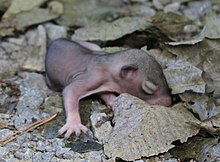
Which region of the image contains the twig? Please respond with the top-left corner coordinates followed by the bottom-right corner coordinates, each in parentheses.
top-left (0, 112), bottom-right (58, 147)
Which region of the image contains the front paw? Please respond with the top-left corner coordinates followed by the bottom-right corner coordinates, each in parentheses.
top-left (58, 122), bottom-right (88, 139)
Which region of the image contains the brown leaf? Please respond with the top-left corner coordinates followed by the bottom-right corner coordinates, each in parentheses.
top-left (151, 11), bottom-right (193, 38)
top-left (104, 94), bottom-right (200, 161)
top-left (180, 92), bottom-right (220, 120)
top-left (0, 1), bottom-right (63, 36)
top-left (163, 38), bottom-right (220, 95)
top-left (3, 0), bottom-right (46, 19)
top-left (72, 17), bottom-right (152, 41)
top-left (163, 59), bottom-right (205, 94)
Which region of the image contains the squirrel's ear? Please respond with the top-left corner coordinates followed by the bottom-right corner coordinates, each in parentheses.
top-left (142, 80), bottom-right (158, 94)
top-left (120, 64), bottom-right (138, 79)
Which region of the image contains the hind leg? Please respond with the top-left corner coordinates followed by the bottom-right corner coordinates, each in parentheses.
top-left (99, 92), bottom-right (117, 107)
top-left (45, 74), bottom-right (62, 91)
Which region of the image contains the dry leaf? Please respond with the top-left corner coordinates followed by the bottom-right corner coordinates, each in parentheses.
top-left (163, 59), bottom-right (205, 94)
top-left (197, 12), bottom-right (220, 39)
top-left (13, 1), bottom-right (63, 30)
top-left (104, 94), bottom-right (200, 161)
top-left (161, 13), bottom-right (220, 95)
top-left (72, 17), bottom-right (152, 41)
top-left (3, 0), bottom-right (46, 19)
top-left (151, 11), bottom-right (193, 38)
top-left (0, 0), bottom-right (12, 12)
top-left (180, 92), bottom-right (220, 120)
top-left (170, 137), bottom-right (218, 161)
top-left (163, 38), bottom-right (220, 95)
top-left (189, 113), bottom-right (220, 135)
top-left (0, 1), bottom-right (63, 36)
top-left (56, 0), bottom-right (125, 27)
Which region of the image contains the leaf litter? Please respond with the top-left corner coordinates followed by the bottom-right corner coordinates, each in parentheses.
top-left (0, 1), bottom-right (220, 161)
top-left (104, 94), bottom-right (200, 161)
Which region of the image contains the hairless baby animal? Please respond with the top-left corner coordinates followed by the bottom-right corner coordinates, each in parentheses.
top-left (45, 38), bottom-right (171, 138)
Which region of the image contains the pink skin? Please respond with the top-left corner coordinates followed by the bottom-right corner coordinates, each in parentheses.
top-left (58, 41), bottom-right (104, 137)
top-left (45, 39), bottom-right (171, 138)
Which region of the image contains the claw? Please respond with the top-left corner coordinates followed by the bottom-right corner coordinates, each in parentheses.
top-left (58, 122), bottom-right (88, 139)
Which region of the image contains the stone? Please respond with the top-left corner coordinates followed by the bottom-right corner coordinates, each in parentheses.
top-left (0, 129), bottom-right (13, 139)
top-left (0, 147), bottom-right (9, 158)
top-left (183, 1), bottom-right (212, 20)
top-left (22, 25), bottom-right (46, 71)
top-left (44, 23), bottom-right (67, 43)
top-left (55, 146), bottom-right (71, 158)
top-left (41, 152), bottom-right (55, 161)
top-left (90, 113), bottom-right (112, 142)
top-left (153, 0), bottom-right (163, 10)
top-left (164, 2), bottom-right (180, 13)
top-left (36, 141), bottom-right (46, 152)
top-left (14, 85), bottom-right (45, 129)
top-left (32, 152), bottom-right (43, 162)
top-left (14, 148), bottom-right (33, 160)
top-left (84, 151), bottom-right (103, 162)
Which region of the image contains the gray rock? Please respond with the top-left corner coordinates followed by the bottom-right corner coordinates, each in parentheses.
top-left (14, 148), bottom-right (33, 160)
top-left (0, 129), bottom-right (13, 139)
top-left (50, 157), bottom-right (58, 162)
top-left (0, 39), bottom-right (26, 78)
top-left (23, 25), bottom-right (46, 71)
top-left (13, 73), bottom-right (46, 131)
top-left (36, 141), bottom-right (46, 152)
top-left (0, 25), bottom-right (47, 79)
top-left (17, 72), bottom-right (48, 95)
top-left (135, 160), bottom-right (144, 162)
top-left (197, 143), bottom-right (220, 162)
top-left (31, 134), bottom-right (45, 142)
top-left (32, 152), bottom-right (43, 162)
top-left (0, 25), bottom-right (46, 78)
top-left (129, 4), bottom-right (156, 18)
top-left (164, 158), bottom-right (178, 162)
top-left (1, 42), bottom-right (20, 53)
top-left (183, 1), bottom-right (212, 20)
top-left (90, 113), bottom-right (112, 142)
top-left (55, 146), bottom-right (71, 158)
top-left (84, 151), bottom-right (103, 162)
top-left (41, 152), bottom-right (55, 161)
top-left (62, 150), bottom-right (75, 159)
top-left (164, 2), bottom-right (180, 13)
top-left (45, 145), bottom-right (53, 152)
top-left (14, 85), bottom-right (45, 129)
top-left (7, 36), bottom-right (26, 46)
top-left (0, 147), bottom-right (9, 159)
top-left (44, 23), bottom-right (67, 43)
top-left (2, 157), bottom-right (20, 162)
top-left (158, 0), bottom-right (171, 5)
top-left (152, 0), bottom-right (164, 10)
top-left (3, 142), bottom-right (20, 154)
top-left (16, 133), bottom-right (33, 145)
top-left (51, 138), bottom-right (65, 152)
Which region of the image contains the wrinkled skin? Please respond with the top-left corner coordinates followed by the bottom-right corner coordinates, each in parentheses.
top-left (45, 38), bottom-right (171, 138)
